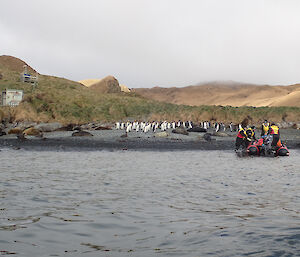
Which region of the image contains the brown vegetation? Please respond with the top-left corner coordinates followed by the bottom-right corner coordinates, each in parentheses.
top-left (79, 78), bottom-right (131, 92)
top-left (133, 82), bottom-right (300, 107)
top-left (1, 55), bottom-right (300, 124)
top-left (83, 76), bottom-right (121, 93)
top-left (0, 55), bottom-right (38, 74)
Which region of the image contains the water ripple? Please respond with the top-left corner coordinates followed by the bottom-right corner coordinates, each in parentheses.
top-left (0, 149), bottom-right (299, 256)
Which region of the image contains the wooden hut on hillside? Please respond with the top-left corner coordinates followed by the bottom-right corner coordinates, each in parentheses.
top-left (20, 65), bottom-right (38, 85)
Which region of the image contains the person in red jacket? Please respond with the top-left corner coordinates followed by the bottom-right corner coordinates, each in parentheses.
top-left (235, 125), bottom-right (249, 150)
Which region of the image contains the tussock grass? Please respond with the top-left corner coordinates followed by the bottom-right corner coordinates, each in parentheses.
top-left (0, 67), bottom-right (300, 124)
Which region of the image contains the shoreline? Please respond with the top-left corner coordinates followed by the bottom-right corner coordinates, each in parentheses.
top-left (1, 129), bottom-right (300, 151)
top-left (0, 137), bottom-right (235, 151)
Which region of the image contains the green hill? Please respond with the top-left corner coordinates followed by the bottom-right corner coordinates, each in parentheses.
top-left (1, 55), bottom-right (300, 124)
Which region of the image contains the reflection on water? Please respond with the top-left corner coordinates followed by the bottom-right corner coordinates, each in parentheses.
top-left (0, 149), bottom-right (300, 256)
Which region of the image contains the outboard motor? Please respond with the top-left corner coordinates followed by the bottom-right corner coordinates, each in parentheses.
top-left (261, 135), bottom-right (273, 156)
top-left (247, 138), bottom-right (263, 156)
top-left (276, 145), bottom-right (289, 156)
top-left (247, 145), bottom-right (259, 155)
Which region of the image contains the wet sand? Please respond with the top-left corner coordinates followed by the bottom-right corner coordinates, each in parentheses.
top-left (1, 128), bottom-right (300, 151)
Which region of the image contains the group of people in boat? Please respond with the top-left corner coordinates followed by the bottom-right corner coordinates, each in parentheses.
top-left (235, 119), bottom-right (281, 151)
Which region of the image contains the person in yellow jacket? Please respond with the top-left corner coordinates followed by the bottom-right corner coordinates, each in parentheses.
top-left (235, 125), bottom-right (248, 150)
top-left (268, 123), bottom-right (280, 149)
top-left (246, 126), bottom-right (256, 141)
top-left (235, 126), bottom-right (256, 150)
top-left (261, 120), bottom-right (270, 136)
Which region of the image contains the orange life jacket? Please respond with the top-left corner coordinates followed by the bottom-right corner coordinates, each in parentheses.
top-left (276, 139), bottom-right (282, 147)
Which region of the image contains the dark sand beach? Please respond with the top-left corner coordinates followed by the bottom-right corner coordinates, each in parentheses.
top-left (1, 128), bottom-right (300, 151)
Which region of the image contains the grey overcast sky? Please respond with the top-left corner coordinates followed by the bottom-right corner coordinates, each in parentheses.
top-left (1, 0), bottom-right (300, 88)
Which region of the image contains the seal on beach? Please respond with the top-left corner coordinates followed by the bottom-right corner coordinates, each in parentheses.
top-left (23, 127), bottom-right (43, 137)
top-left (172, 127), bottom-right (189, 135)
top-left (0, 128), bottom-right (6, 136)
top-left (17, 133), bottom-right (27, 140)
top-left (154, 131), bottom-right (169, 138)
top-left (187, 127), bottom-right (207, 133)
top-left (95, 126), bottom-right (112, 130)
top-left (71, 131), bottom-right (93, 137)
top-left (8, 128), bottom-right (23, 134)
top-left (213, 131), bottom-right (229, 137)
top-left (203, 133), bottom-right (212, 142)
top-left (34, 122), bottom-right (62, 132)
top-left (55, 124), bottom-right (77, 131)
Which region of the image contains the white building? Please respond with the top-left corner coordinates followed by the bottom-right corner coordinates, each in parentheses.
top-left (1, 89), bottom-right (24, 106)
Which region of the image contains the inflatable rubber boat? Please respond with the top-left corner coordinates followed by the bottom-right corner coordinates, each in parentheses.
top-left (247, 138), bottom-right (289, 157)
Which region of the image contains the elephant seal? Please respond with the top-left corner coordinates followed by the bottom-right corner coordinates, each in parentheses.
top-left (55, 124), bottom-right (77, 131)
top-left (71, 131), bottom-right (93, 137)
top-left (154, 131), bottom-right (169, 138)
top-left (8, 128), bottom-right (23, 134)
top-left (213, 131), bottom-right (229, 137)
top-left (203, 133), bottom-right (212, 142)
top-left (95, 126), bottom-right (112, 130)
top-left (23, 127), bottom-right (43, 137)
top-left (187, 127), bottom-right (207, 133)
top-left (172, 127), bottom-right (189, 135)
top-left (35, 122), bottom-right (62, 132)
top-left (17, 133), bottom-right (27, 140)
top-left (0, 128), bottom-right (6, 136)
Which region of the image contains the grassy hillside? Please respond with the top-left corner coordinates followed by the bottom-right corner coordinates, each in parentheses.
top-left (134, 82), bottom-right (300, 107)
top-left (1, 55), bottom-right (300, 124)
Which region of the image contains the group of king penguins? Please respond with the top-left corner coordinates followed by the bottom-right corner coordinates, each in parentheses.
top-left (115, 120), bottom-right (237, 134)
top-left (115, 120), bottom-right (193, 133)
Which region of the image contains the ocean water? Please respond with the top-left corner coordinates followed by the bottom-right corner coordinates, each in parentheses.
top-left (0, 149), bottom-right (299, 257)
